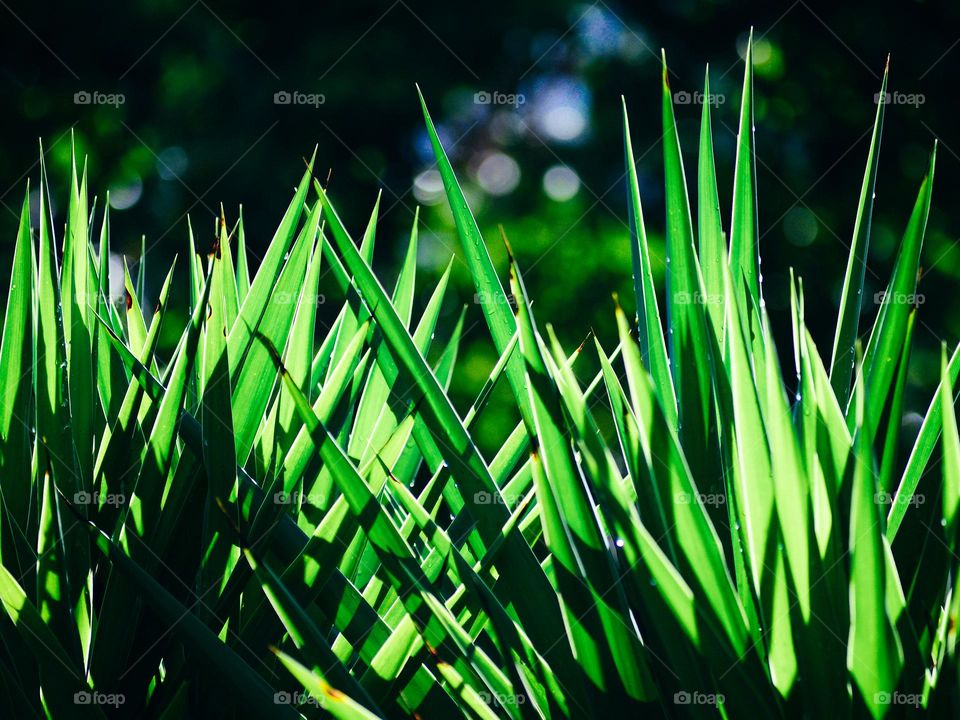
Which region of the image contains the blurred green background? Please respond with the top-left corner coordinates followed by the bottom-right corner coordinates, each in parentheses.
top-left (3, 0), bottom-right (959, 453)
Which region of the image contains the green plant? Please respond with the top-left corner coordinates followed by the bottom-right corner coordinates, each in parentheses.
top-left (1, 35), bottom-right (958, 719)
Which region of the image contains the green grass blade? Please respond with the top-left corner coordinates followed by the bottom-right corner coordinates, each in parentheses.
top-left (611, 304), bottom-right (751, 658)
top-left (721, 259), bottom-right (773, 597)
top-left (230, 198), bottom-right (318, 465)
top-left (941, 346), bottom-right (960, 537)
top-left (848, 361), bottom-right (904, 717)
top-left (272, 648), bottom-right (387, 720)
top-left (271, 351), bottom-right (524, 718)
top-left (878, 309), bottom-right (915, 493)
top-left (136, 235), bottom-right (146, 302)
top-left (86, 527), bottom-right (299, 719)
top-left (93, 203), bottom-right (126, 425)
top-left (227, 156), bottom-right (314, 381)
top-left (857, 145), bottom-right (935, 437)
top-left (217, 212), bottom-right (240, 331)
top-left (316, 183), bottom-right (575, 668)
top-left (62, 153), bottom-right (95, 493)
top-left (35, 155), bottom-right (90, 669)
top-left (510, 260), bottom-right (652, 708)
top-left (244, 550), bottom-right (383, 715)
top-left (122, 260), bottom-right (148, 358)
top-left (622, 101), bottom-right (677, 427)
top-left (92, 260), bottom-right (175, 486)
top-left (729, 30), bottom-right (761, 309)
top-left (697, 66), bottom-right (725, 340)
top-left (661, 50), bottom-right (714, 472)
top-left (276, 224), bottom-right (324, 456)
top-left (317, 193), bottom-right (379, 391)
top-left (197, 225), bottom-right (240, 607)
top-left (90, 260), bottom-right (213, 686)
top-left (236, 206), bottom-right (251, 303)
top-left (829, 59), bottom-right (889, 404)
top-left (0, 565), bottom-right (104, 719)
top-left (0, 189), bottom-right (36, 579)
top-left (417, 88), bottom-right (534, 430)
top-left (888, 342), bottom-right (960, 539)
top-left (759, 312), bottom-right (811, 620)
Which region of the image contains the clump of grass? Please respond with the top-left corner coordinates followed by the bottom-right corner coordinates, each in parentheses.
top-left (1, 35), bottom-right (957, 719)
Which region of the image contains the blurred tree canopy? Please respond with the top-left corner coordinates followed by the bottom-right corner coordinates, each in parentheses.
top-left (3, 0), bottom-right (960, 448)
